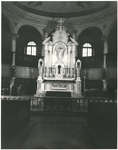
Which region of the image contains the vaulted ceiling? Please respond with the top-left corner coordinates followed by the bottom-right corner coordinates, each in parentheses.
top-left (2, 1), bottom-right (117, 36)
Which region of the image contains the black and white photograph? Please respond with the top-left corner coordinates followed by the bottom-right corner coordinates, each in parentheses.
top-left (1, 1), bottom-right (117, 149)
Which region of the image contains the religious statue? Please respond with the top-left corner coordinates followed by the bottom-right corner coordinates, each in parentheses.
top-left (55, 43), bottom-right (66, 60)
top-left (70, 37), bottom-right (78, 45)
top-left (76, 59), bottom-right (81, 77)
top-left (42, 36), bottom-right (51, 45)
top-left (38, 59), bottom-right (43, 77)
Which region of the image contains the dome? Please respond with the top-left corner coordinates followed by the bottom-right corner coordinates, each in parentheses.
top-left (14, 1), bottom-right (110, 17)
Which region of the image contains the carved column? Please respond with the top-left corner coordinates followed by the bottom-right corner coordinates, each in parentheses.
top-left (102, 36), bottom-right (108, 91)
top-left (9, 33), bottom-right (18, 95)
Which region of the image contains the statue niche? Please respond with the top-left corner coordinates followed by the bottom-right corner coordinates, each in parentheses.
top-left (36, 18), bottom-right (81, 97)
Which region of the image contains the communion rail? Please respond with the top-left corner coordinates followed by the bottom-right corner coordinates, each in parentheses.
top-left (30, 96), bottom-right (116, 113)
top-left (1, 96), bottom-right (116, 113)
top-left (31, 96), bottom-right (88, 112)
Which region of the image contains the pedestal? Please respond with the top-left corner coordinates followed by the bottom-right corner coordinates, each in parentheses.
top-left (75, 77), bottom-right (81, 97)
top-left (36, 76), bottom-right (45, 96)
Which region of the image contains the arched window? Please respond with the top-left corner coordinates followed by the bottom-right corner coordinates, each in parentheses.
top-left (82, 43), bottom-right (92, 57)
top-left (26, 41), bottom-right (37, 56)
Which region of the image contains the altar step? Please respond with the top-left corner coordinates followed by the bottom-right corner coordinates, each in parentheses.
top-left (45, 91), bottom-right (71, 97)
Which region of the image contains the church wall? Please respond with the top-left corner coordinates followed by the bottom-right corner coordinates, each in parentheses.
top-left (2, 64), bottom-right (38, 95)
top-left (2, 65), bottom-right (38, 79)
top-left (2, 64), bottom-right (10, 77)
top-left (16, 25), bottom-right (42, 67)
top-left (1, 77), bottom-right (10, 95)
top-left (3, 65), bottom-right (116, 80)
top-left (2, 15), bottom-right (12, 65)
top-left (15, 78), bottom-right (37, 95)
top-left (106, 23), bottom-right (117, 96)
top-left (107, 67), bottom-right (117, 79)
top-left (15, 66), bottom-right (38, 79)
top-left (1, 16), bottom-right (12, 95)
top-left (85, 80), bottom-right (103, 90)
top-left (86, 68), bottom-right (103, 80)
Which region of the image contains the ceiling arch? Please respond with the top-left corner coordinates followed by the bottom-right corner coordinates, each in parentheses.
top-left (78, 26), bottom-right (103, 41)
top-left (18, 25), bottom-right (42, 42)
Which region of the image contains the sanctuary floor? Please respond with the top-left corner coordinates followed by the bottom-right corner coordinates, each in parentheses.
top-left (5, 113), bottom-right (95, 149)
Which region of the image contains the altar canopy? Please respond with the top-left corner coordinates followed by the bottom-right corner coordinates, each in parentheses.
top-left (36, 18), bottom-right (81, 97)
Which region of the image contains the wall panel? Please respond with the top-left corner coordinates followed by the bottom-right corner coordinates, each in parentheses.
top-left (107, 67), bottom-right (117, 79)
top-left (87, 68), bottom-right (103, 80)
top-left (16, 66), bottom-right (38, 79)
top-left (2, 64), bottom-right (10, 77)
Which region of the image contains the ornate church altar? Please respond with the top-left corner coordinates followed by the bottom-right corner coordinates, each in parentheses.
top-left (36, 18), bottom-right (81, 97)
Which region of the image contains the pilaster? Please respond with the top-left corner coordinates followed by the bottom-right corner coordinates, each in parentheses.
top-left (9, 33), bottom-right (18, 95)
top-left (102, 35), bottom-right (108, 92)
